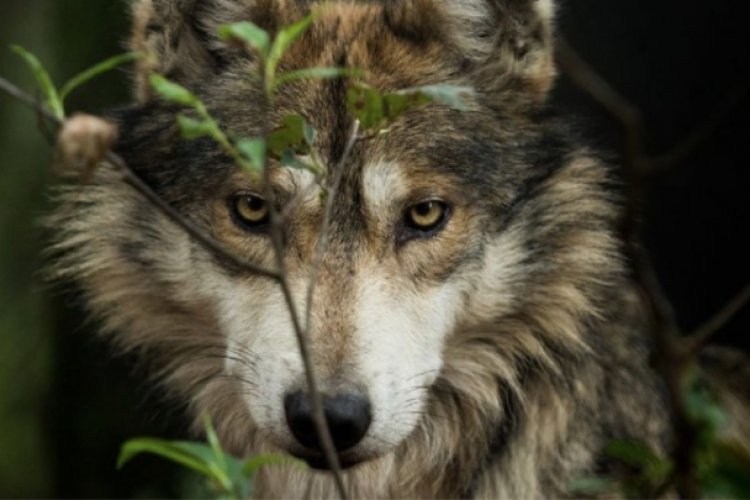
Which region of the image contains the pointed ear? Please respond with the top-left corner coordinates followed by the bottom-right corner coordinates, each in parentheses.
top-left (440, 0), bottom-right (557, 102)
top-left (130, 0), bottom-right (280, 103)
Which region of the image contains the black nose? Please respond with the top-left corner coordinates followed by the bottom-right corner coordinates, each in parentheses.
top-left (284, 391), bottom-right (372, 452)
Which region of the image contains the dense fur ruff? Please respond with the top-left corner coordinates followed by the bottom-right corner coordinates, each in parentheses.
top-left (49, 0), bottom-right (744, 497)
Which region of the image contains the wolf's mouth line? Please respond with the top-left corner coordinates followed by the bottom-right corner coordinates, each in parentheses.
top-left (289, 448), bottom-right (369, 471)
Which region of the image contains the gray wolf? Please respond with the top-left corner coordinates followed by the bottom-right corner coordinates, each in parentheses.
top-left (49, 0), bottom-right (747, 497)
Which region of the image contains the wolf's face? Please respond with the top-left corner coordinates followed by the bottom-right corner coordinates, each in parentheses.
top-left (56, 0), bottom-right (628, 475)
top-left (210, 162), bottom-right (478, 466)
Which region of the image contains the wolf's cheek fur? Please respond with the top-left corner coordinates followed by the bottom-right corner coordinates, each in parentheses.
top-left (213, 279), bottom-right (301, 448)
top-left (353, 269), bottom-right (465, 455)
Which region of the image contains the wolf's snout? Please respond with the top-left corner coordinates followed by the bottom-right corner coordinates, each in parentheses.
top-left (284, 391), bottom-right (372, 452)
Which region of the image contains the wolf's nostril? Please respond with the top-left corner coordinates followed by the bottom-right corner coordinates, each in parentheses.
top-left (284, 391), bottom-right (372, 452)
top-left (284, 391), bottom-right (318, 450)
top-left (324, 393), bottom-right (372, 451)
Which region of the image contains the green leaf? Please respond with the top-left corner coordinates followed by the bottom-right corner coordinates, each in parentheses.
top-left (266, 13), bottom-right (315, 90)
top-left (267, 114), bottom-right (309, 157)
top-left (10, 44), bottom-right (64, 119)
top-left (347, 83), bottom-right (385, 130)
top-left (235, 137), bottom-right (266, 172)
top-left (224, 455), bottom-right (253, 499)
top-left (604, 439), bottom-right (672, 488)
top-left (346, 82), bottom-right (473, 132)
top-left (279, 148), bottom-right (322, 174)
top-left (149, 74), bottom-right (199, 107)
top-left (567, 476), bottom-right (616, 497)
top-left (303, 120), bottom-right (316, 146)
top-left (218, 21), bottom-right (271, 58)
top-left (702, 441), bottom-right (750, 498)
top-left (59, 52), bottom-right (140, 102)
top-left (273, 67), bottom-right (360, 90)
top-left (685, 376), bottom-right (727, 440)
top-left (117, 438), bottom-right (217, 478)
top-left (177, 115), bottom-right (217, 140)
top-left (383, 91), bottom-right (429, 120)
top-left (406, 84), bottom-right (474, 111)
top-left (605, 440), bottom-right (663, 469)
top-left (204, 415), bottom-right (228, 473)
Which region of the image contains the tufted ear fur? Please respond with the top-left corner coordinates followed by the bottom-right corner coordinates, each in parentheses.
top-left (385, 0), bottom-right (557, 102)
top-left (442, 0), bottom-right (557, 101)
top-left (130, 0), bottom-right (285, 102)
top-left (131, 0), bottom-right (557, 103)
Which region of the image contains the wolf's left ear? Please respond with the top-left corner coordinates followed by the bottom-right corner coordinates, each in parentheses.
top-left (439, 0), bottom-right (557, 102)
top-left (130, 0), bottom-right (273, 103)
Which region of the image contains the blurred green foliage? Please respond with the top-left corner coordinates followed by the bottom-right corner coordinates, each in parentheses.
top-left (0, 1), bottom-right (187, 497)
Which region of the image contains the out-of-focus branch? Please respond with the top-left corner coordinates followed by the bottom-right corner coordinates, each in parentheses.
top-left (259, 108), bottom-right (352, 500)
top-left (264, 176), bottom-right (349, 499)
top-left (555, 37), bottom-right (646, 173)
top-left (556, 37), bottom-right (747, 179)
top-left (557, 36), bottom-right (749, 498)
top-left (647, 85), bottom-right (748, 175)
top-left (685, 283), bottom-right (750, 359)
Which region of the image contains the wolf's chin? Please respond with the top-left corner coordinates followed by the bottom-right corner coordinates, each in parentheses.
top-left (290, 448), bottom-right (382, 471)
top-left (300, 455), bottom-right (362, 471)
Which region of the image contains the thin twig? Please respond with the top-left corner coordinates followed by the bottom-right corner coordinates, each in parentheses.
top-left (117, 162), bottom-right (279, 279)
top-left (556, 36), bottom-right (748, 498)
top-left (304, 120), bottom-right (360, 332)
top-left (647, 84), bottom-right (748, 175)
top-left (264, 179), bottom-right (348, 499)
top-left (685, 283), bottom-right (750, 359)
top-left (556, 36), bottom-right (646, 171)
top-left (259, 112), bottom-right (354, 498)
top-left (268, 122), bottom-right (361, 500)
top-left (0, 76), bottom-right (57, 118)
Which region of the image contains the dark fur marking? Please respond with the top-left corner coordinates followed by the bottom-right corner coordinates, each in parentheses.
top-left (461, 376), bottom-right (524, 498)
top-left (119, 240), bottom-right (154, 269)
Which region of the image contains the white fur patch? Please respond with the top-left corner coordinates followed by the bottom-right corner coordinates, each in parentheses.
top-left (360, 160), bottom-right (408, 224)
top-left (352, 268), bottom-right (462, 455)
top-left (217, 274), bottom-right (308, 447)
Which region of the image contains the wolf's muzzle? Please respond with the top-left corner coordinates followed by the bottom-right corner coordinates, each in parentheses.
top-left (284, 390), bottom-right (372, 456)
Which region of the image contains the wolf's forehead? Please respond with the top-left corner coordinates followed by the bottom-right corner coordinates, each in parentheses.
top-left (276, 2), bottom-right (455, 88)
top-left (279, 158), bottom-right (406, 210)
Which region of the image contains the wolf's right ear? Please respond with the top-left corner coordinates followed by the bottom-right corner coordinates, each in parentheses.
top-left (131, 0), bottom-right (283, 102)
top-left (438, 0), bottom-right (558, 102)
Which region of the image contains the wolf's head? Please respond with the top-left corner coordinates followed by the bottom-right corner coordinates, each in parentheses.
top-left (53, 0), bottom-right (624, 483)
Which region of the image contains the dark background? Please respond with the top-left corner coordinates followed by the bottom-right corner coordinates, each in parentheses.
top-left (0, 0), bottom-right (748, 497)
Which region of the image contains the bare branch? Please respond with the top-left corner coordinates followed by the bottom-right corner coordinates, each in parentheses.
top-left (556, 37), bottom-right (748, 179)
top-left (556, 37), bottom-right (646, 172)
top-left (556, 36), bottom-right (740, 498)
top-left (647, 85), bottom-right (747, 175)
top-left (0, 76), bottom-right (59, 121)
top-left (685, 283), bottom-right (750, 358)
top-left (305, 120), bottom-right (360, 332)
top-left (260, 120), bottom-right (359, 499)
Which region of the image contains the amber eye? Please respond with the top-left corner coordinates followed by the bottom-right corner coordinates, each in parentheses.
top-left (231, 193), bottom-right (270, 228)
top-left (405, 200), bottom-right (449, 232)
